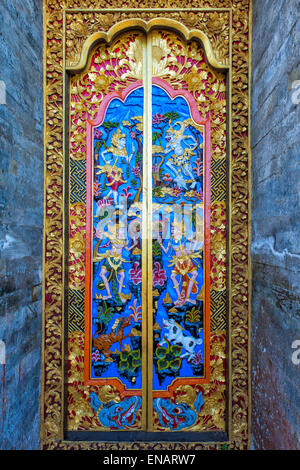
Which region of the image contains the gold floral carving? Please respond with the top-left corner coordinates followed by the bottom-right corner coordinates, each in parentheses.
top-left (69, 203), bottom-right (86, 289)
top-left (64, 11), bottom-right (230, 68)
top-left (211, 201), bottom-right (226, 291)
top-left (70, 30), bottom-right (227, 166)
top-left (43, 0), bottom-right (251, 451)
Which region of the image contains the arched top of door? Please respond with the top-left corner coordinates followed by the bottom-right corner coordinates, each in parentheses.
top-left (66, 18), bottom-right (229, 74)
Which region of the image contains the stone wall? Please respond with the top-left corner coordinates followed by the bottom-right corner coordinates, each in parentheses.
top-left (251, 0), bottom-right (300, 449)
top-left (0, 0), bottom-right (43, 449)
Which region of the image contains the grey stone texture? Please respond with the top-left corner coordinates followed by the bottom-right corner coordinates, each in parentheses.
top-left (251, 0), bottom-right (300, 450)
top-left (0, 0), bottom-right (43, 450)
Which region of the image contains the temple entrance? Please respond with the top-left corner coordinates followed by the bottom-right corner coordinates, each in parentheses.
top-left (42, 6), bottom-right (251, 449)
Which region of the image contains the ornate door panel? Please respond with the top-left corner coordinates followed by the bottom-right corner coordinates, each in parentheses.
top-left (70, 31), bottom-right (147, 432)
top-left (149, 38), bottom-right (214, 431)
top-left (42, 2), bottom-right (251, 450)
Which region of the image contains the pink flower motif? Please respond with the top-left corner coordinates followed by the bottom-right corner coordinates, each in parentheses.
top-left (94, 181), bottom-right (101, 196)
top-left (193, 157), bottom-right (203, 177)
top-left (153, 262), bottom-right (167, 287)
top-left (172, 185), bottom-right (182, 197)
top-left (130, 131), bottom-right (136, 139)
top-left (152, 113), bottom-right (166, 125)
top-left (132, 165), bottom-right (141, 176)
top-left (94, 129), bottom-right (103, 139)
top-left (92, 350), bottom-right (101, 362)
top-left (191, 351), bottom-right (203, 365)
top-left (129, 262), bottom-right (142, 285)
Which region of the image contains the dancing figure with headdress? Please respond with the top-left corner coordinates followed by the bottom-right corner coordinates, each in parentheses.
top-left (94, 221), bottom-right (130, 303)
top-left (158, 217), bottom-right (202, 307)
top-left (164, 121), bottom-right (197, 190)
top-left (96, 128), bottom-right (134, 204)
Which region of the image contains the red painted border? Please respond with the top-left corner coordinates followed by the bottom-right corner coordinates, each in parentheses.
top-left (84, 79), bottom-right (211, 395)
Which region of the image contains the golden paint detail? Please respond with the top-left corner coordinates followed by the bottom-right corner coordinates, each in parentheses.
top-left (42, 0), bottom-right (251, 451)
top-left (148, 31), bottom-right (227, 161)
top-left (43, 3), bottom-right (64, 446)
top-left (195, 331), bottom-right (226, 431)
top-left (69, 203), bottom-right (86, 289)
top-left (210, 201), bottom-right (226, 291)
top-left (64, 12), bottom-right (230, 69)
top-left (70, 30), bottom-right (227, 162)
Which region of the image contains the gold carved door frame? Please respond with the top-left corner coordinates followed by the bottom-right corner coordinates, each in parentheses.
top-left (42, 1), bottom-right (252, 450)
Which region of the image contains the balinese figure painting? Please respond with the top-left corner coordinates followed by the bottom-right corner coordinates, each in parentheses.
top-left (152, 84), bottom-right (206, 380)
top-left (89, 86), bottom-right (144, 390)
top-left (150, 81), bottom-right (210, 431)
top-left (68, 32), bottom-right (147, 433)
top-left (67, 26), bottom-right (227, 438)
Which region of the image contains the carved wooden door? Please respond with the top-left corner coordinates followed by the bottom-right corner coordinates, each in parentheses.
top-left (42, 4), bottom-right (251, 450)
top-left (69, 27), bottom-right (222, 438)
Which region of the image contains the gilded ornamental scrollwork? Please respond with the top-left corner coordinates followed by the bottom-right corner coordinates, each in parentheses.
top-left (64, 11), bottom-right (230, 69)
